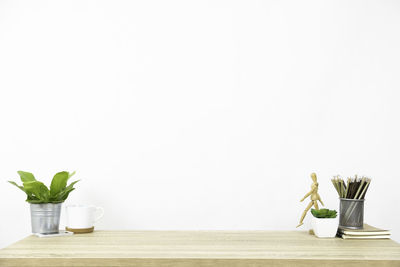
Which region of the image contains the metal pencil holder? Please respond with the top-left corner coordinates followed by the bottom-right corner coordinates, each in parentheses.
top-left (339, 198), bottom-right (364, 229)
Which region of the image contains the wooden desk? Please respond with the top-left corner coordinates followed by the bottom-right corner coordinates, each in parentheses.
top-left (1, 231), bottom-right (400, 267)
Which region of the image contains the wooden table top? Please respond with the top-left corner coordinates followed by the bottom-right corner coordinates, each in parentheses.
top-left (1, 230), bottom-right (400, 267)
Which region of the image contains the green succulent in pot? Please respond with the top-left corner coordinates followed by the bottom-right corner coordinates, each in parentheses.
top-left (8, 171), bottom-right (79, 234)
top-left (311, 208), bottom-right (339, 238)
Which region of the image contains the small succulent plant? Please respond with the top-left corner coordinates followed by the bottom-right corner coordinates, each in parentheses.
top-left (311, 208), bottom-right (337, 218)
top-left (8, 171), bottom-right (79, 204)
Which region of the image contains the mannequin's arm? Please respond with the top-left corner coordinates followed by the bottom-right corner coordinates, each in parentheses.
top-left (300, 191), bottom-right (312, 202)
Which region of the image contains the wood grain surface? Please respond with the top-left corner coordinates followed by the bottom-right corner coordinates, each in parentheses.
top-left (1, 230), bottom-right (400, 267)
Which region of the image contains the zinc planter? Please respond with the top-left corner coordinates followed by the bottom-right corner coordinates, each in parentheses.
top-left (312, 216), bottom-right (339, 238)
top-left (30, 203), bottom-right (62, 234)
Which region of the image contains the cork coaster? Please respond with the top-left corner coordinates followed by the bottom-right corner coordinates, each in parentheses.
top-left (66, 226), bottom-right (94, 234)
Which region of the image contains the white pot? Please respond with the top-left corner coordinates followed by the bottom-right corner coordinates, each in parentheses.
top-left (312, 216), bottom-right (339, 238)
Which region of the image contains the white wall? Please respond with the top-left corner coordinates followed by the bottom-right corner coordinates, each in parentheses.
top-left (1, 0), bottom-right (400, 248)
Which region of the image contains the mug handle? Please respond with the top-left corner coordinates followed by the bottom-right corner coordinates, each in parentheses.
top-left (95, 207), bottom-right (104, 223)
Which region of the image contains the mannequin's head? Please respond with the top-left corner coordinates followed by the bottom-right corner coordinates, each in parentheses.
top-left (310, 173), bottom-right (317, 183)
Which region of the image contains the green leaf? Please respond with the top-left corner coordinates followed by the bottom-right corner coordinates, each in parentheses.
top-left (51, 180), bottom-right (80, 202)
top-left (328, 210), bottom-right (338, 218)
top-left (50, 171), bottom-right (70, 197)
top-left (8, 181), bottom-right (27, 193)
top-left (17, 171), bottom-right (36, 183)
top-left (52, 187), bottom-right (73, 202)
top-left (8, 181), bottom-right (38, 201)
top-left (60, 188), bottom-right (75, 201)
top-left (66, 179), bottom-right (80, 189)
top-left (23, 181), bottom-right (50, 202)
top-left (311, 208), bottom-right (337, 218)
top-left (59, 179), bottom-right (80, 201)
top-left (69, 171), bottom-right (76, 178)
top-left (27, 198), bottom-right (45, 204)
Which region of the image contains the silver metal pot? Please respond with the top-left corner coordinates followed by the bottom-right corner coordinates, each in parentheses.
top-left (339, 198), bottom-right (365, 229)
top-left (30, 203), bottom-right (62, 234)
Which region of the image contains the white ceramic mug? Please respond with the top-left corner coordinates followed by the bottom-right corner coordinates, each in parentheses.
top-left (66, 205), bottom-right (104, 229)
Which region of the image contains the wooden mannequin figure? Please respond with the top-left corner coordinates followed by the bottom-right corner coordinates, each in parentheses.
top-left (296, 173), bottom-right (324, 228)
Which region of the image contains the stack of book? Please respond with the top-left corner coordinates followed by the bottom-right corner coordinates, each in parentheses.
top-left (338, 224), bottom-right (391, 239)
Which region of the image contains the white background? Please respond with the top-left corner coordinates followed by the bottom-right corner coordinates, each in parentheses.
top-left (1, 0), bottom-right (399, 248)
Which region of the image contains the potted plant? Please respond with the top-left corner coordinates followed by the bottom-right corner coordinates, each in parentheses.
top-left (311, 208), bottom-right (338, 238)
top-left (8, 171), bottom-right (79, 234)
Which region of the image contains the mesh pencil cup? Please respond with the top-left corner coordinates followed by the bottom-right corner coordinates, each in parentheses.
top-left (339, 198), bottom-right (365, 229)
